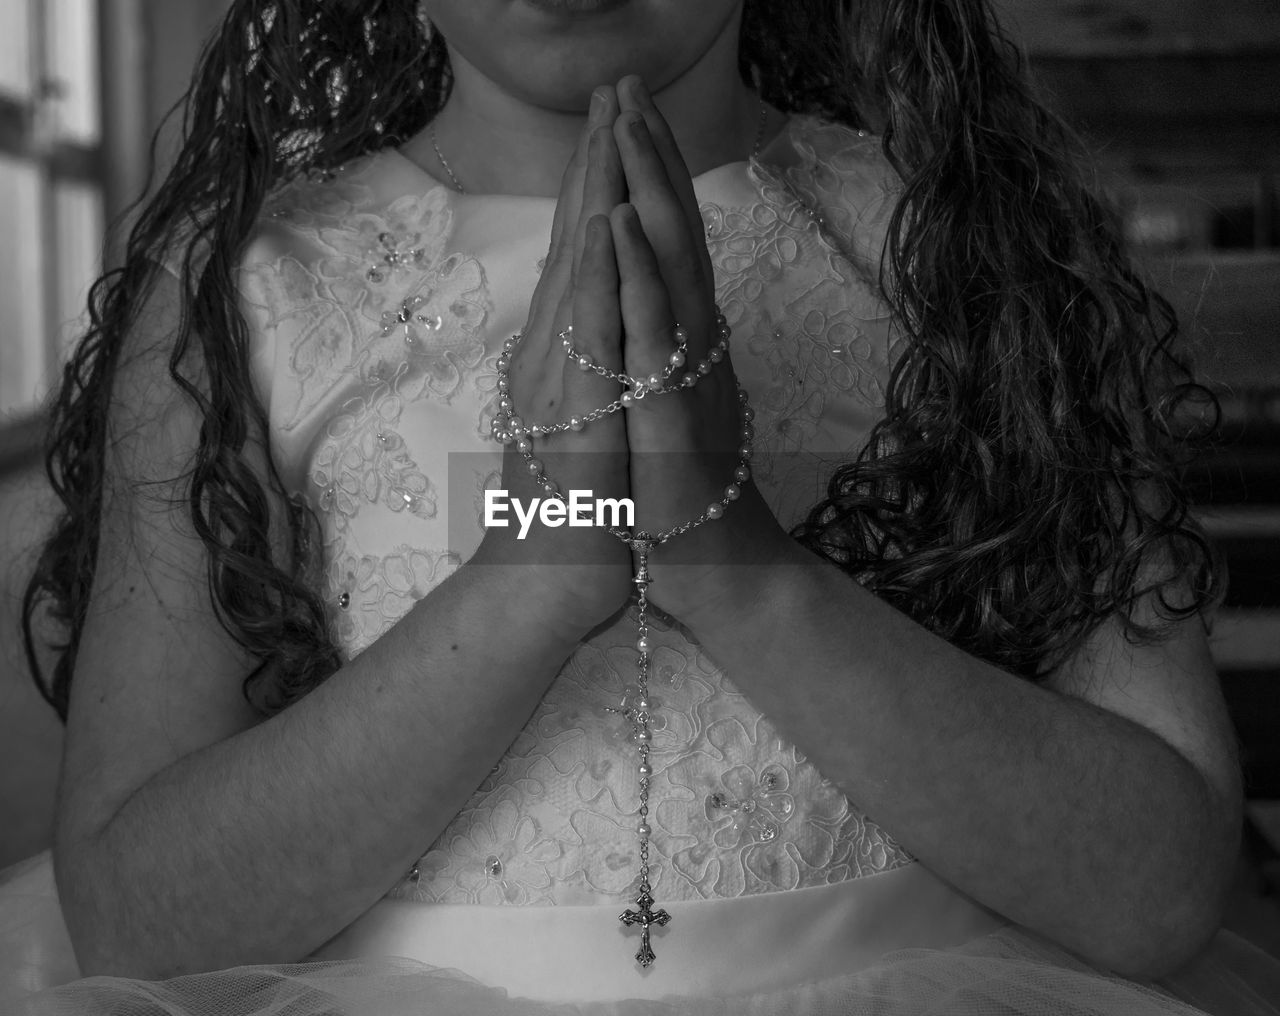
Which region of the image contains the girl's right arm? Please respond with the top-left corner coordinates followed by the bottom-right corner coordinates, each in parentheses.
top-left (54, 92), bottom-right (629, 979)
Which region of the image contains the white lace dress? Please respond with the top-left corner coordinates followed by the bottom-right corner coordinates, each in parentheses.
top-left (3, 116), bottom-right (1278, 1015)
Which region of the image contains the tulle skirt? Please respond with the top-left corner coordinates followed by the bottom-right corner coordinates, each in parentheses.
top-left (4, 851), bottom-right (1279, 1016)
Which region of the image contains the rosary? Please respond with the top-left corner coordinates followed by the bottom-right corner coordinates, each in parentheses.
top-left (491, 311), bottom-right (754, 967)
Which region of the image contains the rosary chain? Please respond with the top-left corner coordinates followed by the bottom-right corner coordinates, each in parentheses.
top-left (492, 309), bottom-right (753, 968)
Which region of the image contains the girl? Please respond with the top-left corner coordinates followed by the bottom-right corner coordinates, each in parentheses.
top-left (5, 0), bottom-right (1279, 1012)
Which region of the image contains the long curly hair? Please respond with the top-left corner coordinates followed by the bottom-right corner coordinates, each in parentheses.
top-left (23, 0), bottom-right (1219, 720)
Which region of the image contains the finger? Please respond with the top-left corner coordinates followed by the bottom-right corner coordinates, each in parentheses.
top-left (565, 214), bottom-right (624, 416)
top-left (610, 203), bottom-right (687, 393)
top-left (613, 113), bottom-right (713, 361)
top-left (528, 87), bottom-right (618, 343)
top-left (617, 75), bottom-right (714, 288)
top-left (548, 86), bottom-right (619, 265)
top-left (571, 125), bottom-right (625, 284)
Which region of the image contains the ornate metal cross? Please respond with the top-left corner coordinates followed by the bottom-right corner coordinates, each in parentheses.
top-left (619, 887), bottom-right (671, 967)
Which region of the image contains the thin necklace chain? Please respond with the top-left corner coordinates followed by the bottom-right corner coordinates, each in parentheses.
top-left (428, 95), bottom-right (770, 196)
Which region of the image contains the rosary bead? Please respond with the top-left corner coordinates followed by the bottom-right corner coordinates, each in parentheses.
top-left (708, 348), bottom-right (725, 364)
top-left (499, 431), bottom-right (516, 445)
top-left (725, 483), bottom-right (741, 501)
top-left (669, 350), bottom-right (686, 368)
top-left (509, 415), bottom-right (524, 431)
top-left (682, 373), bottom-right (697, 388)
top-left (673, 325), bottom-right (689, 345)
top-left (637, 636), bottom-right (652, 653)
top-left (496, 355), bottom-right (510, 371)
top-left (497, 377), bottom-right (510, 392)
top-left (527, 458), bottom-right (544, 475)
top-left (620, 391), bottom-right (636, 408)
top-left (647, 373), bottom-right (664, 392)
top-left (569, 416), bottom-right (585, 431)
top-left (637, 823), bottom-right (652, 839)
top-left (734, 464), bottom-right (751, 483)
top-left (577, 355), bottom-right (592, 371)
top-left (516, 437), bottom-right (533, 454)
top-left (696, 361), bottom-right (712, 377)
top-left (504, 336), bottom-right (519, 352)
top-left (638, 763), bottom-right (653, 777)
top-left (543, 481), bottom-right (560, 496)
top-left (499, 396), bottom-right (513, 412)
top-left (706, 503), bottom-right (725, 520)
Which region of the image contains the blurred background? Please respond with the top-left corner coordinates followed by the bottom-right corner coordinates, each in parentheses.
top-left (0, 0), bottom-right (1277, 954)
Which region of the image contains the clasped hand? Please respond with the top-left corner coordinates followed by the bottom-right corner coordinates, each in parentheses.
top-left (480, 76), bottom-right (797, 638)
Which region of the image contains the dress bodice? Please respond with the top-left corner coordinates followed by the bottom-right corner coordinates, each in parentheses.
top-left (235, 116), bottom-right (914, 908)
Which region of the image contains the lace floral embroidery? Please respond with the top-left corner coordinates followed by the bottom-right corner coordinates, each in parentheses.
top-left (255, 123), bottom-right (918, 907)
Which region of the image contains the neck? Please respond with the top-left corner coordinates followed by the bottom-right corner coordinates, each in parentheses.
top-left (412, 16), bottom-right (758, 197)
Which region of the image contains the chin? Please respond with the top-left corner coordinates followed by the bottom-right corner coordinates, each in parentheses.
top-left (423, 0), bottom-right (743, 111)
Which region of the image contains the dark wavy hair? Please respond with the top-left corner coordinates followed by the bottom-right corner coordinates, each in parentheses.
top-left (23, 0), bottom-right (1219, 720)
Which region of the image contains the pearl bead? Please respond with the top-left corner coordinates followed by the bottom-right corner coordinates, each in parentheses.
top-left (499, 431), bottom-right (516, 445)
top-left (743, 406), bottom-right (755, 421)
top-left (620, 391), bottom-right (635, 408)
top-left (707, 503), bottom-right (725, 520)
top-left (673, 326), bottom-right (689, 345)
top-left (496, 355), bottom-right (509, 371)
top-left (499, 396), bottom-right (513, 412)
top-left (697, 361), bottom-right (712, 377)
top-left (739, 442), bottom-right (753, 458)
top-left (636, 697), bottom-right (651, 710)
top-left (725, 483), bottom-right (741, 501)
top-left (647, 373), bottom-right (664, 392)
top-left (504, 336), bottom-right (518, 351)
top-left (527, 458), bottom-right (544, 475)
top-left (734, 465), bottom-right (751, 483)
top-left (719, 325), bottom-right (732, 341)
top-left (708, 348), bottom-right (724, 364)
top-left (516, 437), bottom-right (533, 454)
top-left (682, 373), bottom-right (697, 388)
top-left (543, 481), bottom-right (560, 495)
top-left (637, 823), bottom-right (651, 838)
top-left (497, 377), bottom-right (510, 392)
top-left (577, 356), bottom-right (592, 371)
top-left (636, 730), bottom-right (651, 743)
top-left (669, 350), bottom-right (686, 368)
top-left (740, 423), bottom-right (754, 440)
top-left (637, 636), bottom-right (652, 653)
top-left (509, 415), bottom-right (524, 431)
top-left (638, 763), bottom-right (653, 777)
top-left (737, 390), bottom-right (749, 403)
top-left (569, 416), bottom-right (584, 431)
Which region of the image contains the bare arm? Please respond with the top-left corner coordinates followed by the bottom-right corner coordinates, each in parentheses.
top-left (602, 74), bottom-right (1241, 980)
top-left (678, 546), bottom-right (1241, 980)
top-left (56, 90), bottom-right (633, 979)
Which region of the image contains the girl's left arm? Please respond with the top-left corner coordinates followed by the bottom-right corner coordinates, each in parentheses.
top-left (678, 545), bottom-right (1241, 982)
top-left (608, 74), bottom-right (1241, 982)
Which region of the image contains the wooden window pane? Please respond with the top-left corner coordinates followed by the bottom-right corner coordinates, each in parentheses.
top-left (0, 0), bottom-right (32, 100)
top-left (45, 0), bottom-right (99, 143)
top-left (0, 152), bottom-right (47, 416)
top-left (52, 179), bottom-right (103, 361)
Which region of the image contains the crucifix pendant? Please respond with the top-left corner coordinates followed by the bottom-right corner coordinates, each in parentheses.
top-left (619, 887), bottom-right (671, 967)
